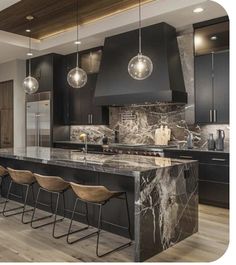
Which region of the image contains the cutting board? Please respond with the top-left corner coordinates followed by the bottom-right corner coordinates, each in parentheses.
top-left (154, 125), bottom-right (171, 145)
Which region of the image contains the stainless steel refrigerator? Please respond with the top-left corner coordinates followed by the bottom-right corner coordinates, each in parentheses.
top-left (26, 95), bottom-right (51, 147)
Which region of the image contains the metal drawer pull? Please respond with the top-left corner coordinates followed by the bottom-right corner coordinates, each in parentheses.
top-left (212, 158), bottom-right (227, 162)
top-left (213, 109), bottom-right (217, 123)
top-left (209, 110), bottom-right (213, 122)
top-left (179, 155), bottom-right (193, 159)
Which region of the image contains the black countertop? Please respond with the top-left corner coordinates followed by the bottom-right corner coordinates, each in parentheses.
top-left (0, 147), bottom-right (197, 177)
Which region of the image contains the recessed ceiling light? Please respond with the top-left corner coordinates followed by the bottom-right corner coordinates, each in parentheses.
top-left (26, 29), bottom-right (31, 33)
top-left (210, 36), bottom-right (218, 40)
top-left (193, 7), bottom-right (204, 13)
top-left (27, 52), bottom-right (33, 56)
top-left (74, 40), bottom-right (81, 45)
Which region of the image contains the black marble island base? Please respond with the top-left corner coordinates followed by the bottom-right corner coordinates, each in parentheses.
top-left (0, 147), bottom-right (198, 261)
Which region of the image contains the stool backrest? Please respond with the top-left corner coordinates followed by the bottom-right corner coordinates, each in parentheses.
top-left (34, 173), bottom-right (69, 192)
top-left (70, 182), bottom-right (112, 203)
top-left (7, 167), bottom-right (35, 185)
top-left (0, 165), bottom-right (7, 177)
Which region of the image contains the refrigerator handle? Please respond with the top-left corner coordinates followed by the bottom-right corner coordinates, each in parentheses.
top-left (37, 113), bottom-right (40, 147)
top-left (35, 113), bottom-right (38, 146)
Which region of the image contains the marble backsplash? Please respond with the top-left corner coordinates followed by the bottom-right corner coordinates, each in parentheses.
top-left (70, 104), bottom-right (229, 150)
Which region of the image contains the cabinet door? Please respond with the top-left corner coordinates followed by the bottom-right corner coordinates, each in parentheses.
top-left (90, 75), bottom-right (109, 125)
top-left (0, 110), bottom-right (13, 148)
top-left (69, 75), bottom-right (93, 125)
top-left (195, 54), bottom-right (213, 123)
top-left (28, 55), bottom-right (53, 92)
top-left (0, 81), bottom-right (13, 110)
top-left (213, 51), bottom-right (229, 123)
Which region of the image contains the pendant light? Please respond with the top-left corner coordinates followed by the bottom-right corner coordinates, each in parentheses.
top-left (23, 15), bottom-right (39, 94)
top-left (128, 0), bottom-right (153, 80)
top-left (67, 0), bottom-right (87, 88)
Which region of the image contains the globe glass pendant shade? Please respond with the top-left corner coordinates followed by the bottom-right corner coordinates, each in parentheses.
top-left (67, 67), bottom-right (87, 88)
top-left (128, 53), bottom-right (153, 80)
top-left (23, 76), bottom-right (39, 94)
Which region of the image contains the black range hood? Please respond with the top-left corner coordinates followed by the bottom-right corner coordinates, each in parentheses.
top-left (94, 22), bottom-right (187, 106)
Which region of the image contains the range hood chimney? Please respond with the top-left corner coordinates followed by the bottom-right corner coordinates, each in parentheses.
top-left (94, 22), bottom-right (187, 105)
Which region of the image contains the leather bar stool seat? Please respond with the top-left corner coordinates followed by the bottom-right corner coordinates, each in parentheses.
top-left (0, 166), bottom-right (8, 178)
top-left (34, 174), bottom-right (70, 192)
top-left (67, 182), bottom-right (132, 257)
top-left (8, 168), bottom-right (36, 185)
top-left (70, 183), bottom-right (124, 203)
top-left (2, 168), bottom-right (36, 224)
top-left (31, 173), bottom-right (71, 239)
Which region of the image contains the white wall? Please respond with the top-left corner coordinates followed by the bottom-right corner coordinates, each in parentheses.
top-left (0, 59), bottom-right (26, 148)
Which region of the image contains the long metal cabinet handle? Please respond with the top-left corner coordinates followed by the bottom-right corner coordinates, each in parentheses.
top-left (179, 155), bottom-right (193, 159)
top-left (213, 110), bottom-right (217, 122)
top-left (209, 110), bottom-right (213, 122)
top-left (91, 114), bottom-right (93, 124)
top-left (212, 158), bottom-right (227, 162)
top-left (88, 114), bottom-right (90, 124)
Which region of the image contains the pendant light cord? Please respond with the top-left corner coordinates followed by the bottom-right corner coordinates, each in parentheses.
top-left (76, 0), bottom-right (79, 67)
top-left (138, 0), bottom-right (142, 54)
top-left (28, 19), bottom-right (32, 76)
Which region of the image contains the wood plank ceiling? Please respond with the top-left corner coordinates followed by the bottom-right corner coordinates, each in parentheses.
top-left (0, 0), bottom-right (152, 40)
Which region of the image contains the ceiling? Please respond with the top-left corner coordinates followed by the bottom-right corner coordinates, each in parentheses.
top-left (0, 0), bottom-right (228, 64)
top-left (0, 0), bottom-right (152, 39)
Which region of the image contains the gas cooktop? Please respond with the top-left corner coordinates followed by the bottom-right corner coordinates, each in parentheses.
top-left (104, 144), bottom-right (178, 157)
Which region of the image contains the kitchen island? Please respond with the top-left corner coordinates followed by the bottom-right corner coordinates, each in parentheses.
top-left (0, 147), bottom-right (198, 261)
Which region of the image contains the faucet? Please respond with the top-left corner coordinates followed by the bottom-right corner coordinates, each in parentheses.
top-left (79, 133), bottom-right (88, 154)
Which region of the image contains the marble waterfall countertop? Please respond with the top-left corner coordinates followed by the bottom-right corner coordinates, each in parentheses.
top-left (0, 147), bottom-right (197, 177)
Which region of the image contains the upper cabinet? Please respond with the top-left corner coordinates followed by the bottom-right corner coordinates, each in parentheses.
top-left (194, 17), bottom-right (229, 124)
top-left (64, 47), bottom-right (109, 126)
top-left (27, 54), bottom-right (54, 92)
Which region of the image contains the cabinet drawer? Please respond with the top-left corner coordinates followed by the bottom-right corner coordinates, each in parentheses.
top-left (199, 180), bottom-right (229, 208)
top-left (164, 150), bottom-right (229, 165)
top-left (199, 163), bottom-right (229, 183)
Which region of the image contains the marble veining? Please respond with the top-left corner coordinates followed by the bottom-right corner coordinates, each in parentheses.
top-left (135, 161), bottom-right (198, 261)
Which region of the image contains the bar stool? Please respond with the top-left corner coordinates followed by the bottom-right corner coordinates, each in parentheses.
top-left (0, 166), bottom-right (8, 207)
top-left (2, 167), bottom-right (36, 224)
top-left (67, 182), bottom-right (132, 257)
top-left (31, 173), bottom-right (72, 239)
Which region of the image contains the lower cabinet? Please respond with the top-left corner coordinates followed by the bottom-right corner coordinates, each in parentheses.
top-left (164, 149), bottom-right (229, 208)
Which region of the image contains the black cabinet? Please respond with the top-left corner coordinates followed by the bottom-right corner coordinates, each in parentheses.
top-left (213, 52), bottom-right (229, 123)
top-left (195, 54), bottom-right (213, 123)
top-left (27, 54), bottom-right (54, 93)
top-left (65, 48), bottom-right (109, 125)
top-left (195, 51), bottom-right (229, 124)
top-left (164, 149), bottom-right (229, 208)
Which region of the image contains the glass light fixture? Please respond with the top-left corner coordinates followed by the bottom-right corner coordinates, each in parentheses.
top-left (67, 0), bottom-right (87, 88)
top-left (128, 0), bottom-right (153, 80)
top-left (23, 16), bottom-right (39, 94)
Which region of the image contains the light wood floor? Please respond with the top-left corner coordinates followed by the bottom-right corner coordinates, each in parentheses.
top-left (0, 202), bottom-right (229, 262)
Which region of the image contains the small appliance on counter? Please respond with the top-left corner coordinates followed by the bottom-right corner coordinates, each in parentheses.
top-left (102, 135), bottom-right (108, 145)
top-left (215, 129), bottom-right (225, 151)
top-left (207, 133), bottom-right (215, 150)
top-left (186, 132), bottom-right (194, 149)
top-left (114, 130), bottom-right (119, 143)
